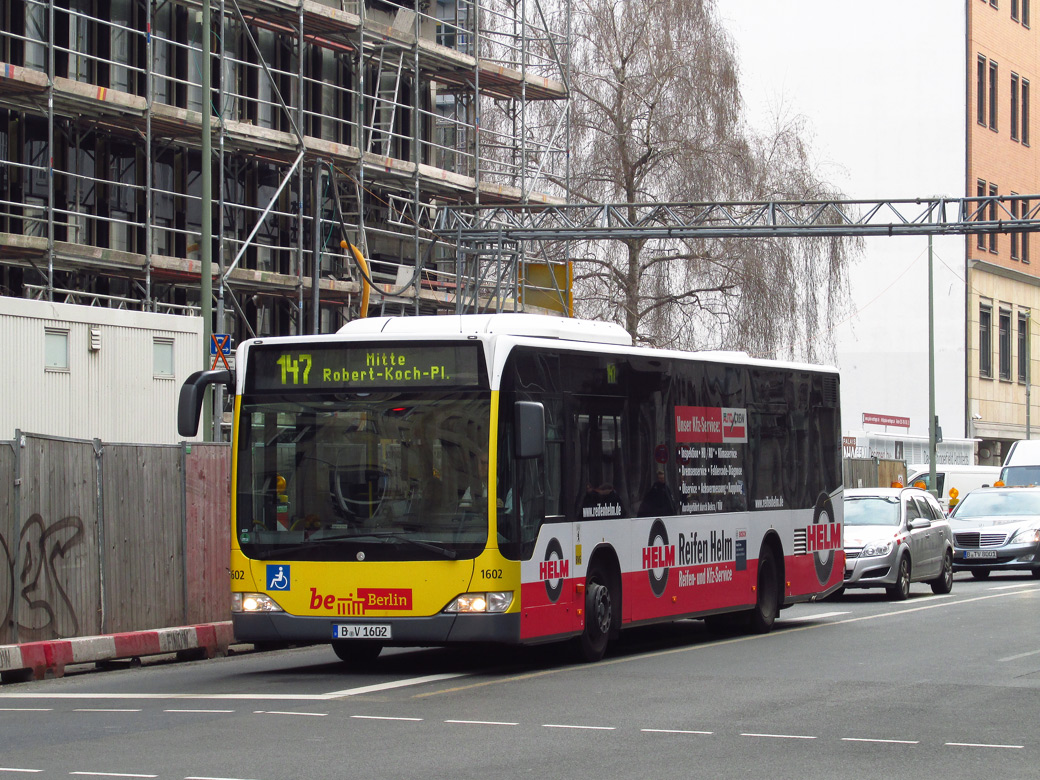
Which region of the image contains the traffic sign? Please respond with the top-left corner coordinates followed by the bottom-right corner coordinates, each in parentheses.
top-left (211, 333), bottom-right (232, 356)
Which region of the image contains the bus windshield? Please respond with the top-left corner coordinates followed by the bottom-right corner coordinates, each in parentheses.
top-left (235, 391), bottom-right (491, 561)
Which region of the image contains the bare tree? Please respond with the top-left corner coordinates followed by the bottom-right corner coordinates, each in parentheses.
top-left (564, 0), bottom-right (859, 361)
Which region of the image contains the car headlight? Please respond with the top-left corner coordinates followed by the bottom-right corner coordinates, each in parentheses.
top-left (443, 592), bottom-right (514, 613)
top-left (861, 540), bottom-right (894, 558)
top-left (232, 592), bottom-right (284, 613)
top-left (1010, 528), bottom-right (1040, 545)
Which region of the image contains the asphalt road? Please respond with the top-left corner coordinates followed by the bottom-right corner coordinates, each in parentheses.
top-left (2, 573), bottom-right (1039, 780)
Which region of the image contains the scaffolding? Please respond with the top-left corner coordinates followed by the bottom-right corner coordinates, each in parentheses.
top-left (0, 0), bottom-right (573, 339)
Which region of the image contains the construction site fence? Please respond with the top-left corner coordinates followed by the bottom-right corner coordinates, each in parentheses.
top-left (0, 431), bottom-right (231, 645)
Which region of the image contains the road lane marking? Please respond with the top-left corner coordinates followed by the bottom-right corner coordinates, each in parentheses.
top-left (842, 737), bottom-right (919, 744)
top-left (0, 672), bottom-right (468, 703)
top-left (350, 715), bottom-right (422, 722)
top-left (0, 693), bottom-right (333, 701)
top-left (186, 776), bottom-right (263, 780)
top-left (70, 773), bottom-right (157, 778)
top-left (445, 719), bottom-right (518, 726)
top-left (323, 673), bottom-right (467, 698)
top-left (741, 732), bottom-right (816, 740)
top-left (0, 770), bottom-right (44, 774)
top-left (946, 742), bottom-right (1024, 749)
top-left (543, 724), bottom-right (616, 730)
top-left (782, 611), bottom-right (849, 622)
top-left (73, 709), bottom-right (142, 713)
top-left (163, 709), bottom-right (235, 714)
top-left (0, 708), bottom-right (51, 712)
top-left (988, 583), bottom-right (1034, 591)
top-left (999, 648), bottom-right (1040, 662)
top-left (641, 728), bottom-right (713, 735)
top-left (253, 710), bottom-right (327, 717)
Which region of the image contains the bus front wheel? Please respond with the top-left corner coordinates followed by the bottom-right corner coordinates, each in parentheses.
top-left (579, 566), bottom-right (613, 662)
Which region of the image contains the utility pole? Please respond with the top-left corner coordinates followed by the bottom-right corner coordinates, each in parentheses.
top-left (201, 0), bottom-right (213, 440)
top-left (928, 234), bottom-right (937, 496)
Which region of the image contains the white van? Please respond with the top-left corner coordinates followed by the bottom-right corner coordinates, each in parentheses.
top-left (906, 464), bottom-right (1002, 510)
top-left (999, 440), bottom-right (1040, 486)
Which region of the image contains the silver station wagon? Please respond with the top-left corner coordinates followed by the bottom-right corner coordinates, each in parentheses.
top-left (949, 486), bottom-right (1040, 580)
top-left (842, 487), bottom-right (955, 599)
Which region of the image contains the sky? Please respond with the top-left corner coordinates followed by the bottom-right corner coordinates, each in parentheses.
top-left (715, 1), bottom-right (968, 439)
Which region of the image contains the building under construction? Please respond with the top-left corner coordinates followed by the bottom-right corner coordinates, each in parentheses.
top-left (0, 0), bottom-right (572, 341)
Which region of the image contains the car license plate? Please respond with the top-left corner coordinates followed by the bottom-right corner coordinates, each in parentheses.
top-left (964, 550), bottom-right (998, 560)
top-left (333, 624), bottom-right (391, 640)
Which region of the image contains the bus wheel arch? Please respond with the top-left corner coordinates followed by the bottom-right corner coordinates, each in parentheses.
top-left (578, 545), bottom-right (622, 662)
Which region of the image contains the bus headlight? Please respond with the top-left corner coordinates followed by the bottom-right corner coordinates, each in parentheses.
top-left (232, 592), bottom-right (284, 613)
top-left (443, 592), bottom-right (513, 613)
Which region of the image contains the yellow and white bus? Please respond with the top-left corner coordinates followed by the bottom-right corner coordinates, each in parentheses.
top-left (179, 314), bottom-right (844, 663)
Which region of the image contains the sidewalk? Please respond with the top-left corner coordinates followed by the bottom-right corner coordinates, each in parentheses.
top-left (0, 622), bottom-right (235, 683)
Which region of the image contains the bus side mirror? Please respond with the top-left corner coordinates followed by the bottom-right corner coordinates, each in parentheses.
top-left (178, 369), bottom-right (234, 437)
top-left (514, 401), bottom-right (545, 459)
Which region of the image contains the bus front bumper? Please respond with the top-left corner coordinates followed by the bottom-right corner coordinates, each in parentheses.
top-left (232, 611), bottom-right (522, 646)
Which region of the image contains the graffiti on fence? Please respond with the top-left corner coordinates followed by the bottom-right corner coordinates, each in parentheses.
top-left (1, 514), bottom-right (86, 640)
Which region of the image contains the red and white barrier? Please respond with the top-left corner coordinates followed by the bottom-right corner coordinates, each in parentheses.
top-left (0, 622), bottom-right (234, 682)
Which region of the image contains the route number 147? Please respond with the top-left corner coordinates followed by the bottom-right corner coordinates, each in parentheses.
top-left (276, 353), bottom-right (312, 385)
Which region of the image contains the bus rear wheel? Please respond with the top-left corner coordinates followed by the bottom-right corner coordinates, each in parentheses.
top-left (331, 640), bottom-right (383, 665)
top-left (748, 546), bottom-right (779, 634)
top-left (579, 566), bottom-right (613, 662)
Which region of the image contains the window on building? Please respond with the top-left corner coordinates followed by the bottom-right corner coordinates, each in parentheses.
top-left (990, 60), bottom-right (999, 129)
top-left (153, 338), bottom-right (174, 378)
top-left (1025, 0), bottom-right (1031, 27)
top-left (1000, 309), bottom-right (1012, 380)
top-left (977, 179), bottom-right (987, 250)
top-left (978, 56), bottom-right (987, 125)
top-left (1019, 312), bottom-right (1030, 383)
top-left (980, 305), bottom-right (993, 378)
top-left (45, 329), bottom-right (70, 371)
top-left (1014, 0), bottom-right (1020, 19)
top-left (989, 183), bottom-right (999, 252)
top-left (1023, 79), bottom-right (1030, 144)
top-left (1012, 73), bottom-right (1020, 140)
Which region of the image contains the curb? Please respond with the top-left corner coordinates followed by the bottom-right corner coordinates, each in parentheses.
top-left (0, 622), bottom-right (235, 683)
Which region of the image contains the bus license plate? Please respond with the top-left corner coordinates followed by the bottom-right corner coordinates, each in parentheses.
top-left (333, 624), bottom-right (391, 640)
top-left (964, 550), bottom-right (997, 560)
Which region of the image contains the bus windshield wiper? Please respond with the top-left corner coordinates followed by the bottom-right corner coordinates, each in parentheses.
top-left (351, 532), bottom-right (457, 560)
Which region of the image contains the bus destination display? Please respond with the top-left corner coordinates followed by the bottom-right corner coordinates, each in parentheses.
top-left (249, 344), bottom-right (482, 391)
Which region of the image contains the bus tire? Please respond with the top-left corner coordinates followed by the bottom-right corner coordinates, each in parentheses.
top-left (579, 565), bottom-right (614, 662)
top-left (331, 640), bottom-right (383, 665)
top-left (748, 545), bottom-right (779, 634)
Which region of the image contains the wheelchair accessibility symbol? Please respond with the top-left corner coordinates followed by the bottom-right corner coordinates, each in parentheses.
top-left (267, 565), bottom-right (291, 591)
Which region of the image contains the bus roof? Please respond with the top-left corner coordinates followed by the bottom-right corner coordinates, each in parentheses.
top-left (338, 313), bottom-right (633, 346)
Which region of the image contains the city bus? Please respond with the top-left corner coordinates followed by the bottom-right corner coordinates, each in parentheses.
top-left (178, 313), bottom-right (844, 663)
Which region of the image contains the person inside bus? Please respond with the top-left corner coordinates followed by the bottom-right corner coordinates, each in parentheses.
top-left (639, 469), bottom-right (676, 517)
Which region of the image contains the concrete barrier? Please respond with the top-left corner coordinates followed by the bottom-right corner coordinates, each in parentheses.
top-left (0, 622), bottom-right (234, 683)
